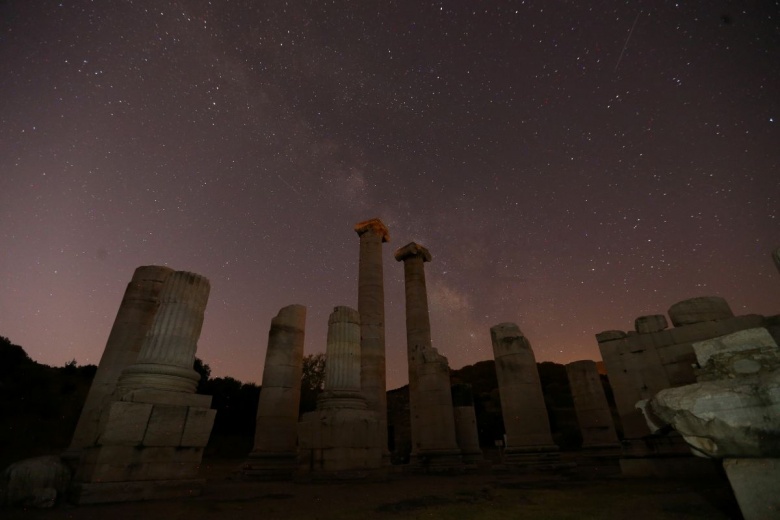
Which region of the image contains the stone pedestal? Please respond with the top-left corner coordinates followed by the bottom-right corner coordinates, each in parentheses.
top-left (244, 305), bottom-right (306, 480)
top-left (71, 271), bottom-right (215, 504)
top-left (565, 360), bottom-right (619, 449)
top-left (395, 243), bottom-right (462, 472)
top-left (451, 384), bottom-right (484, 465)
top-left (65, 266), bottom-right (173, 461)
top-left (490, 323), bottom-right (558, 466)
top-left (297, 307), bottom-right (383, 478)
top-left (355, 219), bottom-right (390, 460)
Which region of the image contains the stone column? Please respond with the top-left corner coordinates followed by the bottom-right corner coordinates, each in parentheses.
top-left (320, 306), bottom-right (364, 405)
top-left (66, 265), bottom-right (173, 458)
top-left (71, 270), bottom-right (216, 504)
top-left (395, 242), bottom-right (462, 470)
top-left (565, 360), bottom-right (619, 449)
top-left (451, 384), bottom-right (483, 464)
top-left (244, 304), bottom-right (306, 479)
top-left (490, 322), bottom-right (558, 465)
top-left (355, 218), bottom-right (390, 455)
top-left (117, 271), bottom-right (211, 393)
top-left (297, 306), bottom-right (383, 476)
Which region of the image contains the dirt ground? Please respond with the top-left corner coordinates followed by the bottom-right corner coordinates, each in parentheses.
top-left (5, 457), bottom-right (743, 520)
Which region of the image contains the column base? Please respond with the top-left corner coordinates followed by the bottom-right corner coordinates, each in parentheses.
top-left (69, 479), bottom-right (204, 504)
top-left (242, 452), bottom-right (297, 480)
top-left (723, 458), bottom-right (780, 520)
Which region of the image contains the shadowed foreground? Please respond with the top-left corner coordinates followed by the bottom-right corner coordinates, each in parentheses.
top-left (5, 458), bottom-right (742, 520)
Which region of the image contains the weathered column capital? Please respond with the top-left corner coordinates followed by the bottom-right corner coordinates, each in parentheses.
top-left (394, 242), bottom-right (432, 262)
top-left (355, 218), bottom-right (390, 242)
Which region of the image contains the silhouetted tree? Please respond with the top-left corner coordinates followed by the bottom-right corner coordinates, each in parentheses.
top-left (299, 352), bottom-right (326, 415)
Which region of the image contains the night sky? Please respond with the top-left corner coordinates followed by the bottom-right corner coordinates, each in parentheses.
top-left (1, 1), bottom-right (778, 390)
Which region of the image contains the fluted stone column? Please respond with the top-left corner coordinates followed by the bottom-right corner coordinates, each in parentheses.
top-left (565, 360), bottom-right (619, 449)
top-left (71, 270), bottom-right (216, 504)
top-left (451, 384), bottom-right (484, 464)
top-left (244, 304), bottom-right (306, 479)
top-left (297, 306), bottom-right (383, 476)
top-left (355, 218), bottom-right (390, 455)
top-left (320, 306), bottom-right (364, 407)
top-left (66, 265), bottom-right (173, 458)
top-left (490, 322), bottom-right (558, 465)
top-left (395, 242), bottom-right (462, 470)
top-left (116, 271), bottom-right (210, 393)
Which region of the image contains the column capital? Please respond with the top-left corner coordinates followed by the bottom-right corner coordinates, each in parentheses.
top-left (354, 218), bottom-right (390, 242)
top-left (394, 242), bottom-right (431, 262)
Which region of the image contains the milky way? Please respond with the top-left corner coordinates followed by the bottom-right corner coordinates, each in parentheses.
top-left (1, 1), bottom-right (778, 389)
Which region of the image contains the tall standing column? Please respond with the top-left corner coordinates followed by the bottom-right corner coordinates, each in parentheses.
top-left (490, 322), bottom-right (559, 465)
top-left (355, 218), bottom-right (390, 455)
top-left (117, 271), bottom-right (211, 393)
top-left (244, 304), bottom-right (306, 479)
top-left (66, 265), bottom-right (173, 457)
top-left (395, 242), bottom-right (462, 471)
top-left (565, 360), bottom-right (619, 449)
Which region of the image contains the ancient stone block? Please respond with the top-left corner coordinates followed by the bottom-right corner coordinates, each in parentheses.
top-left (596, 330), bottom-right (627, 343)
top-left (668, 296), bottom-right (734, 327)
top-left (98, 401), bottom-right (153, 446)
top-left (180, 408), bottom-right (217, 447)
top-left (143, 405), bottom-right (187, 446)
top-left (565, 360), bottom-right (619, 448)
top-left (635, 315), bottom-right (668, 334)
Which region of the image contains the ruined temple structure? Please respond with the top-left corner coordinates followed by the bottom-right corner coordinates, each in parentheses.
top-left (354, 218), bottom-right (391, 460)
top-left (297, 307), bottom-right (383, 477)
top-left (596, 295), bottom-right (780, 476)
top-left (395, 242), bottom-right (462, 471)
top-left (565, 360), bottom-right (619, 450)
top-left (490, 323), bottom-right (559, 466)
top-left (643, 328), bottom-right (780, 520)
top-left (70, 270), bottom-right (216, 504)
top-left (243, 305), bottom-right (306, 480)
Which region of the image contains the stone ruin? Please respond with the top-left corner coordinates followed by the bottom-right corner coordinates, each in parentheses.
top-left (297, 306), bottom-right (383, 477)
top-left (490, 323), bottom-right (559, 465)
top-left (69, 268), bottom-right (216, 504)
top-left (4, 222), bottom-right (775, 513)
top-left (642, 328), bottom-right (780, 520)
top-left (243, 304), bottom-right (306, 479)
top-left (595, 295), bottom-right (779, 476)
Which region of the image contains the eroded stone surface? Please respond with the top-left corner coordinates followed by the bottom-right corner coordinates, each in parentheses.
top-left (491, 323), bottom-right (558, 456)
top-left (565, 360), bottom-right (619, 448)
top-left (245, 305), bottom-right (306, 479)
top-left (668, 296), bottom-right (734, 327)
top-left (0, 456), bottom-right (71, 508)
top-left (66, 266), bottom-right (173, 456)
top-left (635, 315), bottom-right (668, 334)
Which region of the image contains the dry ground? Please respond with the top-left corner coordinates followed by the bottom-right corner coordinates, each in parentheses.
top-left (5, 458), bottom-right (743, 520)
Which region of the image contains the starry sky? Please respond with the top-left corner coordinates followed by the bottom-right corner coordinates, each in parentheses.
top-left (1, 1), bottom-right (778, 390)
